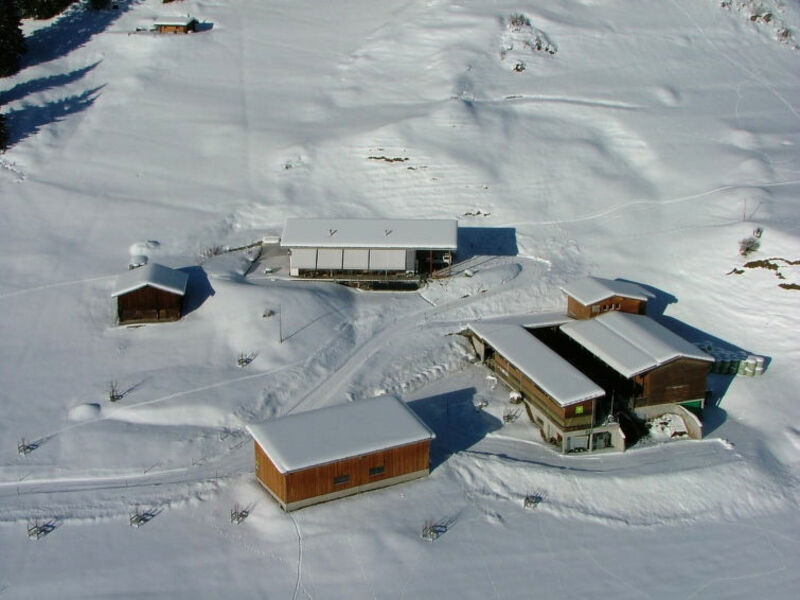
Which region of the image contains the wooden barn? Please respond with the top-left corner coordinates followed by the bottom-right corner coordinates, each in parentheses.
top-left (111, 263), bottom-right (188, 325)
top-left (153, 16), bottom-right (198, 34)
top-left (560, 312), bottom-right (713, 414)
top-left (246, 396), bottom-right (435, 511)
top-left (467, 320), bottom-right (624, 454)
top-left (280, 218), bottom-right (457, 283)
top-left (561, 276), bottom-right (653, 320)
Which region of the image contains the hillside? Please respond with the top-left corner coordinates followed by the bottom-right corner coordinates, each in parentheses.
top-left (1, 1), bottom-right (799, 598)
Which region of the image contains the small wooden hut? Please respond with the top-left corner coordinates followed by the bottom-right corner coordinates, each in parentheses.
top-left (111, 263), bottom-right (188, 325)
top-left (153, 16), bottom-right (198, 34)
top-left (561, 276), bottom-right (653, 319)
top-left (247, 396), bottom-right (435, 511)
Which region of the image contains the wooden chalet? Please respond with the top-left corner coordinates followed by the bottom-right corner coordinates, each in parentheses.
top-left (280, 218), bottom-right (457, 285)
top-left (247, 396), bottom-right (435, 511)
top-left (560, 312), bottom-right (713, 414)
top-left (561, 276), bottom-right (653, 320)
top-left (153, 16), bottom-right (198, 34)
top-left (467, 318), bottom-right (624, 453)
top-left (111, 263), bottom-right (188, 325)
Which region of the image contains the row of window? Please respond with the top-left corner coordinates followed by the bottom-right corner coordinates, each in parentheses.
top-left (591, 303), bottom-right (622, 313)
top-left (333, 465), bottom-right (386, 486)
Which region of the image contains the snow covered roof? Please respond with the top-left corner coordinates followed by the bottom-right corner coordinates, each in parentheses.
top-left (561, 276), bottom-right (653, 305)
top-left (246, 396), bottom-right (435, 474)
top-left (468, 322), bottom-right (604, 407)
top-left (560, 312), bottom-right (714, 378)
top-left (280, 218), bottom-right (458, 250)
top-left (474, 312), bottom-right (572, 330)
top-left (154, 16), bottom-right (197, 27)
top-left (111, 263), bottom-right (189, 298)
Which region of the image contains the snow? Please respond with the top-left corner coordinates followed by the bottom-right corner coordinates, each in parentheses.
top-left (110, 263), bottom-right (189, 297)
top-left (560, 275), bottom-right (654, 305)
top-left (153, 16), bottom-right (197, 28)
top-left (246, 395), bottom-right (434, 473)
top-left (280, 217), bottom-right (458, 249)
top-left (468, 322), bottom-right (605, 406)
top-left (1, 0), bottom-right (800, 598)
top-left (561, 312), bottom-right (715, 378)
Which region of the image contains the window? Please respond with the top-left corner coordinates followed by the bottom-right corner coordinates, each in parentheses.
top-left (575, 406), bottom-right (584, 415)
top-left (592, 305), bottom-right (600, 313)
top-left (333, 474), bottom-right (350, 485)
top-left (369, 465), bottom-right (385, 477)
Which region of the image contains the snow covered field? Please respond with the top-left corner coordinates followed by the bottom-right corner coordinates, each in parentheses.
top-left (1, 0), bottom-right (799, 597)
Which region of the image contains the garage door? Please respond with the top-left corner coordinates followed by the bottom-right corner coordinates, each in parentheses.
top-left (369, 249), bottom-right (406, 271)
top-left (290, 248), bottom-right (317, 270)
top-left (317, 248), bottom-right (343, 270)
top-left (343, 249), bottom-right (369, 270)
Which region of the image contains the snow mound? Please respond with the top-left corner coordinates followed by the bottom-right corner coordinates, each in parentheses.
top-left (68, 403), bottom-right (102, 421)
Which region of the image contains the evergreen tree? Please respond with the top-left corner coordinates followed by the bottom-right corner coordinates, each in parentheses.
top-left (0, 112), bottom-right (9, 152)
top-left (0, 0), bottom-right (27, 77)
top-left (18, 0), bottom-right (77, 20)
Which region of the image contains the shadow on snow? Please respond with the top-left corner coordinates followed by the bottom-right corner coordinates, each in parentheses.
top-left (4, 86), bottom-right (104, 146)
top-left (22, 1), bottom-right (137, 69)
top-left (617, 279), bottom-right (770, 436)
top-left (178, 266), bottom-right (215, 317)
top-left (0, 62), bottom-right (100, 106)
top-left (455, 227), bottom-right (518, 262)
top-left (408, 388), bottom-right (502, 471)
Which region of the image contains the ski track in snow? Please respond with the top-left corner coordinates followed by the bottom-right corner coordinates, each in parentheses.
top-left (516, 179), bottom-right (800, 227)
top-left (0, 274), bottom-right (117, 300)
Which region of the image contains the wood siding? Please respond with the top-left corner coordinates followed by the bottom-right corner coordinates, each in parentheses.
top-left (283, 440), bottom-right (430, 504)
top-left (493, 353), bottom-right (595, 430)
top-left (117, 286), bottom-right (182, 324)
top-left (155, 24), bottom-right (196, 34)
top-left (567, 295), bottom-right (646, 320)
top-left (634, 358), bottom-right (711, 408)
top-left (254, 442), bottom-right (286, 502)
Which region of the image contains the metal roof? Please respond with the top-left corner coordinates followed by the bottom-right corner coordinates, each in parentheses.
top-left (560, 312), bottom-right (713, 378)
top-left (280, 218), bottom-right (458, 250)
top-left (561, 276), bottom-right (653, 305)
top-left (468, 322), bottom-right (605, 407)
top-left (246, 396), bottom-right (435, 474)
top-left (154, 16), bottom-right (197, 27)
top-left (111, 263), bottom-right (189, 297)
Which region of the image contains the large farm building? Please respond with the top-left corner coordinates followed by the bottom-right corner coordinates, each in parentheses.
top-left (247, 396), bottom-right (435, 511)
top-left (280, 218), bottom-right (457, 284)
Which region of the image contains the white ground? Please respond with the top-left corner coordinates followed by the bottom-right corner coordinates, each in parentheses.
top-left (1, 0), bottom-right (799, 597)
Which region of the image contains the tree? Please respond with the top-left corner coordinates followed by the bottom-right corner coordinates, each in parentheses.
top-left (17, 0), bottom-right (77, 20)
top-left (0, 112), bottom-right (9, 152)
top-left (0, 0), bottom-right (27, 77)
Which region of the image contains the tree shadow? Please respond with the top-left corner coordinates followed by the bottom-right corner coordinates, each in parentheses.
top-left (5, 86), bottom-right (104, 145)
top-left (23, 1), bottom-right (137, 69)
top-left (455, 227), bottom-right (518, 262)
top-left (0, 62), bottom-right (100, 105)
top-left (408, 388), bottom-right (502, 470)
top-left (178, 266), bottom-right (215, 316)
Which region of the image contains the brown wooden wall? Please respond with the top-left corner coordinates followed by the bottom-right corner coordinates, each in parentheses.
top-left (493, 353), bottom-right (595, 430)
top-left (254, 442), bottom-right (286, 502)
top-left (283, 440), bottom-right (430, 504)
top-left (634, 358), bottom-right (711, 407)
top-left (155, 24), bottom-right (194, 34)
top-left (567, 295), bottom-right (646, 320)
top-left (117, 286), bottom-right (182, 324)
